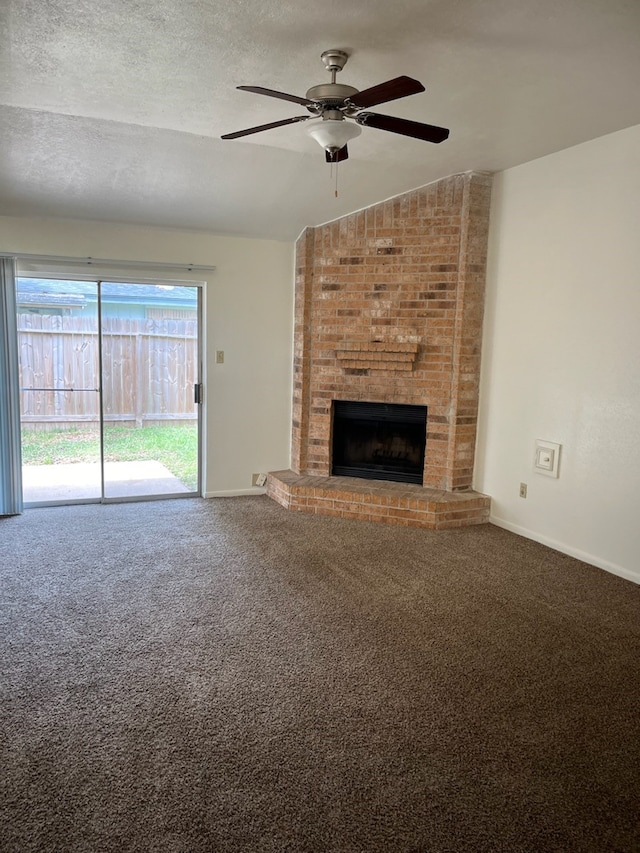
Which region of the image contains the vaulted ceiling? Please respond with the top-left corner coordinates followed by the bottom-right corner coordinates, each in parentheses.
top-left (1, 0), bottom-right (639, 241)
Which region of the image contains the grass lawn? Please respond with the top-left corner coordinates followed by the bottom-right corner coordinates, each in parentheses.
top-left (21, 424), bottom-right (199, 491)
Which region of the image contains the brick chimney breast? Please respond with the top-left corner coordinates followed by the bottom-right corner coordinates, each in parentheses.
top-left (290, 171), bottom-right (493, 493)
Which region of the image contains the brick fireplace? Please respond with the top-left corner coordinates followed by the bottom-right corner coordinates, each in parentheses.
top-left (267, 171), bottom-right (493, 529)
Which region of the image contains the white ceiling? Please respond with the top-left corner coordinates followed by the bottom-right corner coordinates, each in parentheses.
top-left (1, 0), bottom-right (639, 242)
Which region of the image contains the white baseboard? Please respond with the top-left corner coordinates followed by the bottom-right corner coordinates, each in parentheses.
top-left (490, 515), bottom-right (640, 586)
top-left (204, 488), bottom-right (266, 498)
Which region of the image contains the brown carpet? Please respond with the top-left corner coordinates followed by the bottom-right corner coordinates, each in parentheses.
top-left (1, 496), bottom-right (639, 853)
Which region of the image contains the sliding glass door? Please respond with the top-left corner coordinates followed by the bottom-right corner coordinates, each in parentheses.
top-left (18, 279), bottom-right (102, 503)
top-left (100, 282), bottom-right (199, 499)
top-left (17, 277), bottom-right (201, 505)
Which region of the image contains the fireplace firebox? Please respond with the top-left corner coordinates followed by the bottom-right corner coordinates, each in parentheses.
top-left (331, 401), bottom-right (427, 485)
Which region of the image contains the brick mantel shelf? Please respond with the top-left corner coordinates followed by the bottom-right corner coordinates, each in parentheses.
top-left (336, 341), bottom-right (419, 372)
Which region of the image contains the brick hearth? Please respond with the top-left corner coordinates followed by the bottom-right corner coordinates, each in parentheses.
top-left (267, 470), bottom-right (490, 529)
top-left (268, 171), bottom-right (492, 529)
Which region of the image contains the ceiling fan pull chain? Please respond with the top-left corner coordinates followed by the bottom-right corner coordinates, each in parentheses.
top-left (328, 159), bottom-right (339, 197)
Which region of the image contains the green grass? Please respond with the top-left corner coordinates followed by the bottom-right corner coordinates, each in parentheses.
top-left (21, 424), bottom-right (199, 491)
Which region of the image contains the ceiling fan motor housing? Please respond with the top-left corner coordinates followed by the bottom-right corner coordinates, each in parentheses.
top-left (305, 83), bottom-right (359, 109)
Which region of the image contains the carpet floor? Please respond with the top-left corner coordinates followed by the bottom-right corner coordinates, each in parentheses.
top-left (1, 496), bottom-right (639, 852)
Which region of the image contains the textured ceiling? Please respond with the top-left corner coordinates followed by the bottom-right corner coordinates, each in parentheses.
top-left (1, 0), bottom-right (639, 241)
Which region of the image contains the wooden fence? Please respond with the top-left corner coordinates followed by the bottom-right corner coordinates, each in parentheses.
top-left (19, 315), bottom-right (198, 431)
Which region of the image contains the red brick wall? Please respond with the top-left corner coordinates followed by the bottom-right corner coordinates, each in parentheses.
top-left (291, 171), bottom-right (492, 491)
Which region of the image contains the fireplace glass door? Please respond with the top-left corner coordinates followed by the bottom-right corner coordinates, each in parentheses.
top-left (331, 401), bottom-right (427, 485)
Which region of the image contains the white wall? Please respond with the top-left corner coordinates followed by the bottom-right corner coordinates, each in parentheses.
top-left (0, 216), bottom-right (295, 496)
top-left (476, 124), bottom-right (640, 584)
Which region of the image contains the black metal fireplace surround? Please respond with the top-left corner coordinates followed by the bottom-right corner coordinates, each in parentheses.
top-left (331, 401), bottom-right (427, 485)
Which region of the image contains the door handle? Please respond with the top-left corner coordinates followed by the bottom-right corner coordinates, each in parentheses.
top-left (194, 383), bottom-right (203, 404)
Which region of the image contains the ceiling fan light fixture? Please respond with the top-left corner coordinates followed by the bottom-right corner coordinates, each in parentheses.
top-left (305, 118), bottom-right (362, 153)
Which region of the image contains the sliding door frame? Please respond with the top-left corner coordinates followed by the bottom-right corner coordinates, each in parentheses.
top-left (16, 269), bottom-right (205, 507)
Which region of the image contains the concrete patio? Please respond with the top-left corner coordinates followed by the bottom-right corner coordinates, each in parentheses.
top-left (22, 461), bottom-right (191, 503)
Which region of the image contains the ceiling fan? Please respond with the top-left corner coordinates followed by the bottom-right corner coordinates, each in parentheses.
top-left (221, 49), bottom-right (450, 163)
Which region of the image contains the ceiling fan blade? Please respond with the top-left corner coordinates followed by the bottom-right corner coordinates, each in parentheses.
top-left (325, 145), bottom-right (349, 163)
top-left (237, 85), bottom-right (312, 107)
top-left (221, 115), bottom-right (310, 140)
top-left (356, 111), bottom-right (449, 143)
top-left (348, 76), bottom-right (425, 109)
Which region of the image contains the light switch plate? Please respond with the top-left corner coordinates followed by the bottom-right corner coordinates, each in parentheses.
top-left (534, 440), bottom-right (561, 477)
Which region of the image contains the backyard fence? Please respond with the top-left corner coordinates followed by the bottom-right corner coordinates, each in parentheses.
top-left (19, 315), bottom-right (198, 431)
